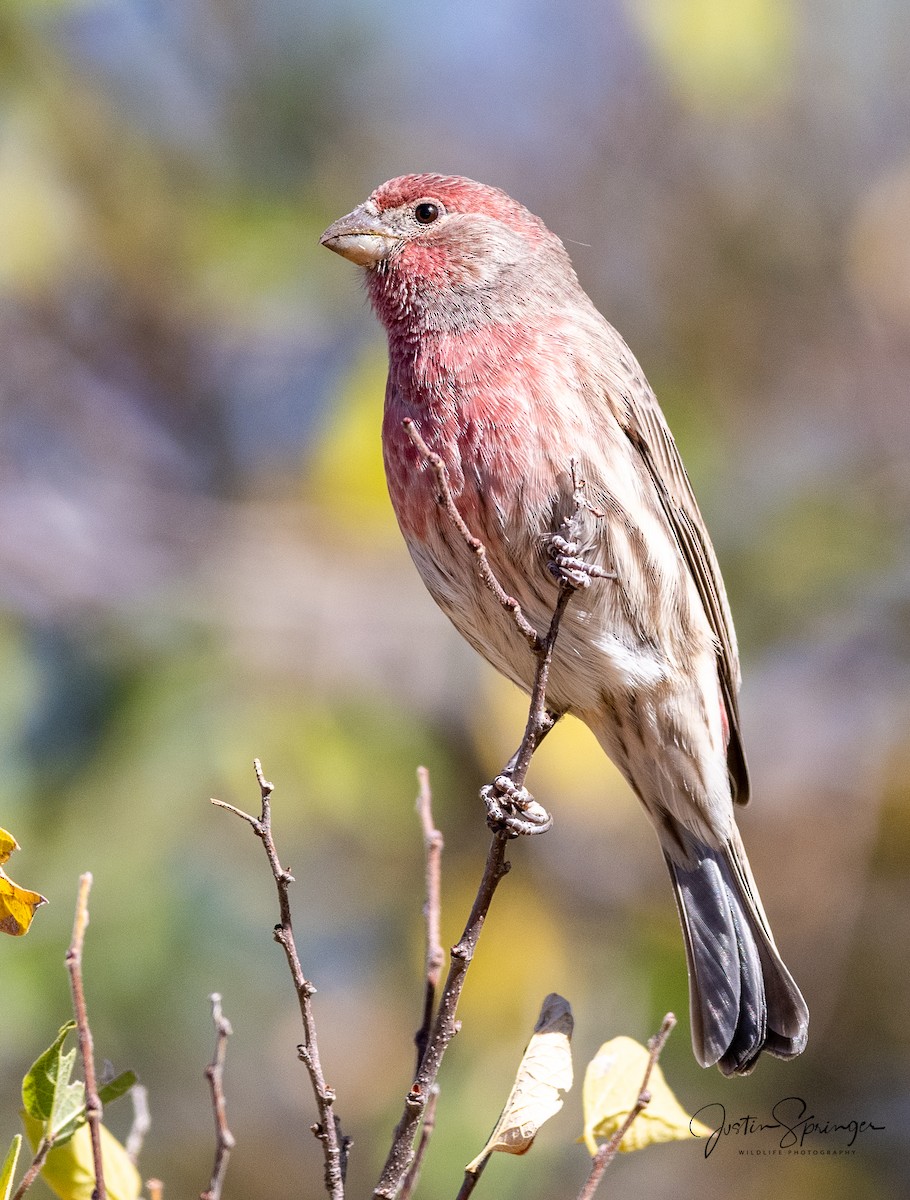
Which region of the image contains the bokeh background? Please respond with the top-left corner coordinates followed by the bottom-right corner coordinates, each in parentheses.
top-left (2, 1), bottom-right (909, 1197)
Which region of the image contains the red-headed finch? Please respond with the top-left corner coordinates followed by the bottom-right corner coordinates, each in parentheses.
top-left (321, 174), bottom-right (808, 1075)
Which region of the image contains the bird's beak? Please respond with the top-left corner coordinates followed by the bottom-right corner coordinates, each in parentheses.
top-left (320, 203), bottom-right (399, 267)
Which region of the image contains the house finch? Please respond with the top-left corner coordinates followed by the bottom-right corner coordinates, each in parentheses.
top-left (321, 174), bottom-right (808, 1075)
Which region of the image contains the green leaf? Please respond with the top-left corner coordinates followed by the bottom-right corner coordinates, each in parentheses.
top-left (0, 1136), bottom-right (22, 1200)
top-left (21, 1023), bottom-right (86, 1143)
top-left (48, 1063), bottom-right (85, 1143)
top-left (22, 1024), bottom-right (77, 1121)
top-left (98, 1071), bottom-right (138, 1107)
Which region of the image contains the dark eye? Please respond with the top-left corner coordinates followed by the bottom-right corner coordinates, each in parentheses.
top-left (414, 202), bottom-right (440, 224)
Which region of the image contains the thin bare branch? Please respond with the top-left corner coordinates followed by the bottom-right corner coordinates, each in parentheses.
top-left (373, 832), bottom-right (512, 1200)
top-left (414, 766), bottom-right (445, 1072)
top-left (212, 762), bottom-right (349, 1200)
top-left (511, 587), bottom-right (572, 786)
top-left (125, 1084), bottom-right (151, 1166)
top-left (374, 585), bottom-right (575, 1198)
top-left (200, 994), bottom-right (235, 1200)
top-left (403, 419), bottom-right (540, 650)
top-left (10, 1140), bottom-right (53, 1200)
top-left (454, 1151), bottom-right (489, 1200)
top-left (398, 1085), bottom-right (439, 1200)
top-left (476, 585), bottom-right (570, 838)
top-left (373, 443), bottom-right (607, 1199)
top-left (65, 873), bottom-right (106, 1200)
top-left (576, 1013), bottom-right (677, 1200)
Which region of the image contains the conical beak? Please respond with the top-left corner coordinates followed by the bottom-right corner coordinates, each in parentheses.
top-left (320, 204), bottom-right (399, 267)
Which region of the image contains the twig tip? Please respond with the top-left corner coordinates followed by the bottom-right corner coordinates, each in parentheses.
top-left (252, 758), bottom-right (274, 795)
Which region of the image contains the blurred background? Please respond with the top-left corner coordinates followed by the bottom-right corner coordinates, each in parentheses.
top-left (1, 0), bottom-right (908, 1197)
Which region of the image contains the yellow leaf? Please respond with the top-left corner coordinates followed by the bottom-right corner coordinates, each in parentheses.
top-left (22, 1113), bottom-right (142, 1200)
top-left (466, 994), bottom-right (573, 1172)
top-left (581, 1036), bottom-right (710, 1155)
top-left (0, 828), bottom-right (19, 865)
top-left (0, 832), bottom-right (47, 936)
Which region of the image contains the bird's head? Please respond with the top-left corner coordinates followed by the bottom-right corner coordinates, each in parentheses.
top-left (320, 174), bottom-right (579, 332)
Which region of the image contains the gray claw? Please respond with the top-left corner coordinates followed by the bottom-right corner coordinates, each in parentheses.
top-left (546, 533), bottom-right (614, 590)
top-left (480, 776), bottom-right (553, 837)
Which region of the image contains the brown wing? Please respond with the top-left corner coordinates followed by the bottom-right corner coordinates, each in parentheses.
top-left (621, 386), bottom-right (750, 805)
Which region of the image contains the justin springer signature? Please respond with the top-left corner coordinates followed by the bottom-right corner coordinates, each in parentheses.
top-left (690, 1096), bottom-right (885, 1159)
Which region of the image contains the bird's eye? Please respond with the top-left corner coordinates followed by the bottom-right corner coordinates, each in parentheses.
top-left (414, 202), bottom-right (440, 224)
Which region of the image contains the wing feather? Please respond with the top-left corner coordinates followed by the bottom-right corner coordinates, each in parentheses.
top-left (621, 385), bottom-right (750, 804)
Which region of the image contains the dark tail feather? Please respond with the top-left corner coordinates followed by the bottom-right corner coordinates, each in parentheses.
top-left (664, 827), bottom-right (808, 1076)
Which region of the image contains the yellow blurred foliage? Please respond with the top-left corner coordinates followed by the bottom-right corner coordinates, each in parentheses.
top-left (0, 116), bottom-right (76, 292)
top-left (451, 874), bottom-right (570, 1041)
top-left (185, 200), bottom-right (326, 327)
top-left (628, 0), bottom-right (794, 110)
top-left (0, 872), bottom-right (46, 938)
top-left (473, 674), bottom-right (633, 822)
top-left (304, 344), bottom-right (401, 543)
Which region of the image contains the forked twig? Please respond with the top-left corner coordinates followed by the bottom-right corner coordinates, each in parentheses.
top-left (399, 1086), bottom-right (439, 1200)
top-left (454, 1154), bottom-right (487, 1200)
top-left (212, 763), bottom-right (350, 1199)
top-left (576, 1013), bottom-right (677, 1200)
top-left (200, 994), bottom-right (235, 1200)
top-left (373, 832), bottom-right (513, 1200)
top-left (208, 429), bottom-right (606, 1200)
top-left (373, 428), bottom-right (602, 1200)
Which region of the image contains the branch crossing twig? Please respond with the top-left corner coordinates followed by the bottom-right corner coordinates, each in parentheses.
top-left (576, 1013), bottom-right (677, 1200)
top-left (373, 427), bottom-right (607, 1199)
top-left (212, 429), bottom-right (609, 1200)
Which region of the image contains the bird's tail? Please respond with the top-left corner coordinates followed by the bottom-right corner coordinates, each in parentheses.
top-left (663, 824), bottom-right (808, 1076)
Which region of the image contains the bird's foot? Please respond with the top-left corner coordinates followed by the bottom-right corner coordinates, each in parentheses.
top-left (481, 775), bottom-right (553, 838)
top-left (546, 533), bottom-right (615, 590)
